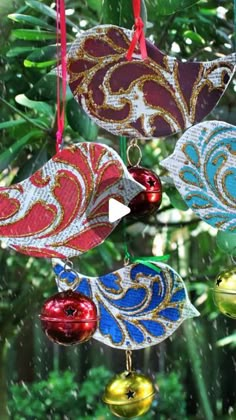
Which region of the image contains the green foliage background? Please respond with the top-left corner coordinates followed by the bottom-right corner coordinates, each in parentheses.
top-left (0, 0), bottom-right (235, 419)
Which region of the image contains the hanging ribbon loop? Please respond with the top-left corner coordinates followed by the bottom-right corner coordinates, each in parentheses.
top-left (126, 0), bottom-right (148, 61)
top-left (56, 0), bottom-right (67, 153)
top-left (125, 250), bottom-right (170, 273)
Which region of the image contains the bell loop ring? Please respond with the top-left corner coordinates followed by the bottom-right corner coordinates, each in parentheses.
top-left (56, 259), bottom-right (80, 292)
top-left (127, 139), bottom-right (142, 167)
top-left (126, 349), bottom-right (133, 372)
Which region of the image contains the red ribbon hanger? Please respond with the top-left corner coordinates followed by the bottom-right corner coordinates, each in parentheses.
top-left (126, 0), bottom-right (148, 61)
top-left (56, 0), bottom-right (67, 153)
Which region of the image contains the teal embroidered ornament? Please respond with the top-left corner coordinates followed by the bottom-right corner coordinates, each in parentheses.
top-left (53, 259), bottom-right (199, 350)
top-left (161, 121), bottom-right (236, 231)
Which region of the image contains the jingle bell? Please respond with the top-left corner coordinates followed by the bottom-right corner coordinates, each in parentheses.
top-left (40, 290), bottom-right (98, 345)
top-left (103, 370), bottom-right (156, 418)
top-left (213, 267), bottom-right (236, 319)
top-left (128, 166), bottom-right (162, 217)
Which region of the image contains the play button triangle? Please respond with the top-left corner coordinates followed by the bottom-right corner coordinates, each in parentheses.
top-left (108, 198), bottom-right (131, 223)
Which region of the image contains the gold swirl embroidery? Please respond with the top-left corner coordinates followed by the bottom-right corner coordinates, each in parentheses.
top-left (0, 184), bottom-right (24, 193)
top-left (98, 271), bottom-right (123, 295)
top-left (204, 126), bottom-right (233, 145)
top-left (185, 193), bottom-right (212, 209)
top-left (181, 143), bottom-right (200, 169)
top-left (222, 169), bottom-right (236, 206)
top-left (51, 221), bottom-right (112, 250)
top-left (148, 108), bottom-right (181, 136)
top-left (189, 64), bottom-right (205, 123)
top-left (1, 200), bottom-right (57, 238)
top-left (203, 136), bottom-right (236, 209)
top-left (179, 169), bottom-right (204, 189)
top-left (87, 94), bottom-right (132, 124)
top-left (120, 317), bottom-right (166, 341)
top-left (89, 143), bottom-right (107, 173)
top-left (204, 61), bottom-right (234, 79)
top-left (93, 160), bottom-right (123, 202)
top-left (11, 245), bottom-right (65, 258)
top-left (173, 61), bottom-right (190, 125)
top-left (204, 214), bottom-right (230, 229)
top-left (105, 61), bottom-right (166, 95)
top-left (40, 170), bottom-right (83, 239)
top-left (100, 285), bottom-right (149, 312)
top-left (0, 192), bottom-right (21, 221)
top-left (68, 27), bottom-right (188, 135)
top-left (126, 114), bottom-right (147, 137)
top-left (95, 293), bottom-right (125, 346)
top-left (30, 169), bottom-right (50, 187)
top-left (53, 146), bottom-right (93, 213)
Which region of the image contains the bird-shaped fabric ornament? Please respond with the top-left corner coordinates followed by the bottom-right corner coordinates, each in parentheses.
top-left (0, 142), bottom-right (143, 258)
top-left (67, 25), bottom-right (236, 139)
top-left (53, 259), bottom-right (199, 350)
top-left (161, 121), bottom-right (236, 231)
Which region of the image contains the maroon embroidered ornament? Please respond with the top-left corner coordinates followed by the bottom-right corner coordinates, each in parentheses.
top-left (128, 167), bottom-right (162, 217)
top-left (40, 290), bottom-right (98, 345)
top-left (67, 25), bottom-right (236, 139)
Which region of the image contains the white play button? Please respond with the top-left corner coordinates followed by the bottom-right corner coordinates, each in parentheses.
top-left (108, 198), bottom-right (131, 223)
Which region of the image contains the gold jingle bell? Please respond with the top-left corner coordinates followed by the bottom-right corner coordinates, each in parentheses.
top-left (213, 267), bottom-right (236, 319)
top-left (103, 370), bottom-right (156, 418)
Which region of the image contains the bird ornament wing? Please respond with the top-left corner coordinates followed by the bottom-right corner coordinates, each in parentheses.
top-left (67, 24), bottom-right (236, 139)
top-left (53, 259), bottom-right (199, 350)
top-left (0, 142), bottom-right (144, 258)
top-left (161, 121), bottom-right (236, 231)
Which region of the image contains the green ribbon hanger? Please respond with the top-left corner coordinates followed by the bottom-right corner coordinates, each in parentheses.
top-left (125, 249), bottom-right (170, 273)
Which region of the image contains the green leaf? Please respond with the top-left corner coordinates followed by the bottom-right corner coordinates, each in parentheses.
top-left (0, 118), bottom-right (48, 130)
top-left (102, 0), bottom-right (147, 29)
top-left (87, 0), bottom-right (102, 13)
top-left (146, 0), bottom-right (200, 16)
top-left (24, 45), bottom-right (57, 68)
top-left (102, 0), bottom-right (119, 25)
top-left (25, 0), bottom-right (79, 30)
top-left (0, 130), bottom-right (41, 171)
top-left (166, 187), bottom-right (189, 211)
top-left (183, 30), bottom-right (205, 44)
top-left (199, 7), bottom-right (217, 16)
top-left (15, 94), bottom-right (53, 116)
top-left (0, 119), bottom-right (27, 130)
top-left (25, 0), bottom-right (57, 20)
top-left (12, 29), bottom-right (56, 41)
top-left (27, 74), bottom-right (58, 100)
top-left (13, 146), bottom-right (48, 183)
top-left (26, 74), bottom-right (72, 101)
top-left (24, 43), bottom-right (72, 68)
top-left (216, 231), bottom-right (236, 255)
top-left (8, 13), bottom-right (54, 30)
top-left (66, 98), bottom-right (98, 141)
top-left (217, 333), bottom-right (236, 348)
top-left (6, 47), bottom-right (35, 58)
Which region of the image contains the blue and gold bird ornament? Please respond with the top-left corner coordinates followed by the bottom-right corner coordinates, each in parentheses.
top-left (53, 259), bottom-right (199, 350)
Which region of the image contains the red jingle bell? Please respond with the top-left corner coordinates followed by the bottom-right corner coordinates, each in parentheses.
top-left (40, 290), bottom-right (98, 346)
top-left (128, 167), bottom-right (162, 217)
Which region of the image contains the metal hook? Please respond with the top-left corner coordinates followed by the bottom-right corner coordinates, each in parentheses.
top-left (63, 258), bottom-right (73, 272)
